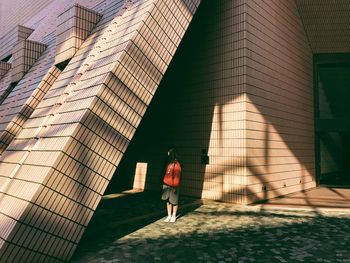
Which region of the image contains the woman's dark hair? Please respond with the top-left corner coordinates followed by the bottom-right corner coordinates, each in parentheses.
top-left (167, 147), bottom-right (178, 162)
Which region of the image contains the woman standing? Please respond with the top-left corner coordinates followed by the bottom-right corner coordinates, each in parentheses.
top-left (161, 148), bottom-right (182, 223)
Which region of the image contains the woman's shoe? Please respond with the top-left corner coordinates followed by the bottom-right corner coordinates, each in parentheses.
top-left (164, 216), bottom-right (171, 222)
top-left (170, 216), bottom-right (176, 223)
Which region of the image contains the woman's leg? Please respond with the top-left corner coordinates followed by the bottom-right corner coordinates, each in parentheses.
top-left (172, 204), bottom-right (178, 217)
top-left (167, 202), bottom-right (172, 216)
top-left (164, 202), bottom-right (172, 222)
top-left (170, 204), bottom-right (178, 222)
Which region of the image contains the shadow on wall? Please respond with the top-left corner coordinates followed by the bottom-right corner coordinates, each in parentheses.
top-left (106, 0), bottom-right (315, 204)
top-left (105, 0), bottom-right (206, 195)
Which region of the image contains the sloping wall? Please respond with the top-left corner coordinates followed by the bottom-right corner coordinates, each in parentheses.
top-left (0, 0), bottom-right (200, 262)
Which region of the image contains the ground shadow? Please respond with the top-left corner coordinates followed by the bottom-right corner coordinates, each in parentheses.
top-left (71, 190), bottom-right (201, 260)
top-left (72, 203), bottom-right (350, 262)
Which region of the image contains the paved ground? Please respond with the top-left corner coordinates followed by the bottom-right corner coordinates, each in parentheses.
top-left (71, 189), bottom-right (350, 263)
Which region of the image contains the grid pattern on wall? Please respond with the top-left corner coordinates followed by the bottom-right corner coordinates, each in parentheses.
top-left (0, 0), bottom-right (55, 38)
top-left (112, 0), bottom-right (316, 205)
top-left (11, 40), bottom-right (47, 83)
top-left (176, 0), bottom-right (248, 203)
top-left (0, 62), bottom-right (61, 153)
top-left (0, 0), bottom-right (200, 262)
top-left (0, 25), bottom-right (34, 61)
top-left (0, 71), bottom-right (15, 106)
top-left (55, 4), bottom-right (102, 65)
top-left (25, 0), bottom-right (104, 45)
top-left (244, 0), bottom-right (315, 202)
top-left (0, 26), bottom-right (59, 153)
top-left (0, 62), bottom-right (11, 80)
top-left (295, 0), bottom-right (350, 53)
top-left (0, 68), bottom-right (12, 105)
top-left (113, 0), bottom-right (249, 204)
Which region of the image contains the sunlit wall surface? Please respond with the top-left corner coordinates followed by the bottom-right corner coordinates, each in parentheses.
top-left (244, 0), bottom-right (315, 202)
top-left (107, 0), bottom-right (316, 204)
top-left (0, 0), bottom-right (200, 261)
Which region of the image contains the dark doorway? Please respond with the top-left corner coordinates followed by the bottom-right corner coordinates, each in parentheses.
top-left (315, 54), bottom-right (350, 187)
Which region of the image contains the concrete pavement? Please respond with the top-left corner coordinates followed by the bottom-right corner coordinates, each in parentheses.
top-left (71, 189), bottom-right (350, 263)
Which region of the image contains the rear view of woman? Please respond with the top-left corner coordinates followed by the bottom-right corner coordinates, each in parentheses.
top-left (161, 148), bottom-right (182, 223)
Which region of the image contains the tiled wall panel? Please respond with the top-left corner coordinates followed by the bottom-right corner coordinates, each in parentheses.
top-left (0, 25), bottom-right (34, 61)
top-left (244, 0), bottom-right (316, 203)
top-left (0, 72), bottom-right (15, 107)
top-left (0, 0), bottom-right (200, 261)
top-left (0, 65), bottom-right (61, 153)
top-left (11, 40), bottom-right (47, 83)
top-left (0, 62), bottom-right (11, 80)
top-left (55, 4), bottom-right (102, 65)
top-left (107, 0), bottom-right (249, 203)
top-left (0, 24), bottom-right (63, 154)
top-left (0, 0), bottom-right (54, 38)
top-left (295, 0), bottom-right (350, 53)
top-left (110, 0), bottom-right (316, 205)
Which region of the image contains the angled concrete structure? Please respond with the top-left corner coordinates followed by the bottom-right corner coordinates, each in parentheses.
top-left (0, 0), bottom-right (200, 261)
top-left (0, 66), bottom-right (61, 153)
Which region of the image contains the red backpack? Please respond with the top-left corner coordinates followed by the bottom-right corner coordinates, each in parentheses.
top-left (163, 160), bottom-right (181, 188)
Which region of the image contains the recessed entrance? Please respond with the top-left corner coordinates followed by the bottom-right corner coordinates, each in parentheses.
top-left (315, 54), bottom-right (350, 187)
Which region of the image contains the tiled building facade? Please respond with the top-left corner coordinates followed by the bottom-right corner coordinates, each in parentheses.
top-left (107, 0), bottom-right (316, 204)
top-left (0, 0), bottom-right (348, 261)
